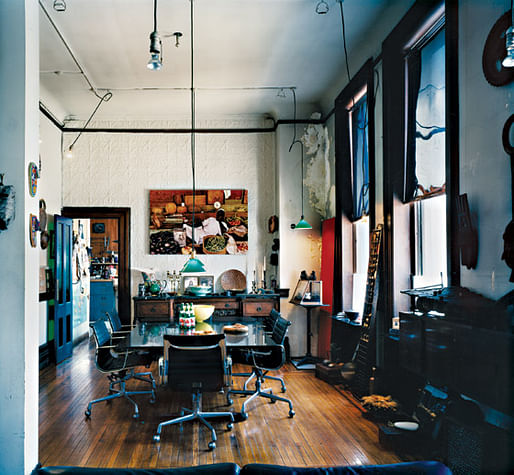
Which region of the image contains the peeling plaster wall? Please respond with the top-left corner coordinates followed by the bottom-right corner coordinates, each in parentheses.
top-left (62, 118), bottom-right (276, 307)
top-left (277, 123), bottom-right (322, 357)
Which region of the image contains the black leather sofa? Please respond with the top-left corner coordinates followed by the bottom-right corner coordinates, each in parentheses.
top-left (33, 461), bottom-right (451, 474)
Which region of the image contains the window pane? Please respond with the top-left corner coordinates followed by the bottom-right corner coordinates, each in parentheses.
top-left (413, 194), bottom-right (448, 288)
top-left (415, 27), bottom-right (445, 196)
top-left (351, 95), bottom-right (369, 218)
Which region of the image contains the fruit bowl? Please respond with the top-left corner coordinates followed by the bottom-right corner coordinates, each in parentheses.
top-left (193, 304), bottom-right (215, 322)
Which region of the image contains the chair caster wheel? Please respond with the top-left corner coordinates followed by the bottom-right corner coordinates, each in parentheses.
top-left (241, 412), bottom-right (248, 420)
top-left (227, 422), bottom-right (233, 430)
top-left (270, 399), bottom-right (277, 404)
top-left (208, 441), bottom-right (216, 450)
top-left (85, 410), bottom-right (91, 418)
top-left (133, 413), bottom-right (140, 419)
top-left (227, 398), bottom-right (233, 405)
top-left (281, 388), bottom-right (287, 393)
top-left (289, 410), bottom-right (295, 418)
top-left (149, 398), bottom-right (155, 404)
top-left (153, 435), bottom-right (160, 442)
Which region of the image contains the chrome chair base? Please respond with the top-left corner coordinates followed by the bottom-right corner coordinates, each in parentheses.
top-left (232, 370), bottom-right (287, 393)
top-left (85, 369), bottom-right (156, 419)
top-left (228, 370), bottom-right (294, 420)
top-left (153, 390), bottom-right (234, 450)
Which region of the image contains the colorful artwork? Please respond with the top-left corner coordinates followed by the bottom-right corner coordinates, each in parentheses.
top-left (29, 214), bottom-right (39, 248)
top-left (149, 189), bottom-right (248, 255)
top-left (28, 162), bottom-right (38, 197)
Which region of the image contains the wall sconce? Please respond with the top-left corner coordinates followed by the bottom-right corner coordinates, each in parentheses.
top-left (53, 0), bottom-right (66, 12)
top-left (503, 3), bottom-right (514, 67)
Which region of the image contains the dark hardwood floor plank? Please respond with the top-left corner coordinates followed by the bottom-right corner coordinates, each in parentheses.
top-left (39, 338), bottom-right (409, 469)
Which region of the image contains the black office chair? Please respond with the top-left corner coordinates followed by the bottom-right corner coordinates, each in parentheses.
top-left (227, 315), bottom-right (294, 420)
top-left (106, 310), bottom-right (134, 334)
top-left (232, 310), bottom-right (290, 393)
top-left (85, 319), bottom-right (156, 419)
top-left (153, 333), bottom-right (235, 450)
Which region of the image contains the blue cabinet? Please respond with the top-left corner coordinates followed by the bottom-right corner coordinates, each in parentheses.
top-left (90, 280), bottom-right (116, 322)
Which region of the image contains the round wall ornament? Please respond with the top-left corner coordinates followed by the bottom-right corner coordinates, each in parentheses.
top-left (28, 162), bottom-right (38, 197)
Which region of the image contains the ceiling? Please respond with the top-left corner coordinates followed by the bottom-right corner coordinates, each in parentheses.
top-left (39, 0), bottom-right (394, 123)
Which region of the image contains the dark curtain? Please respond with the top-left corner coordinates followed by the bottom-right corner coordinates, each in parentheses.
top-left (335, 98), bottom-right (355, 223)
top-left (404, 49), bottom-right (422, 203)
top-left (352, 97), bottom-right (369, 219)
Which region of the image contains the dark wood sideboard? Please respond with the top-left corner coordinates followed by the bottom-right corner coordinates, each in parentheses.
top-left (133, 294), bottom-right (279, 323)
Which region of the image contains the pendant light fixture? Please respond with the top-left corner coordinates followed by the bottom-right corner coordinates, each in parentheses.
top-left (181, 0), bottom-right (205, 273)
top-left (503, 0), bottom-right (514, 68)
top-left (64, 92), bottom-right (112, 159)
top-left (288, 88), bottom-right (312, 230)
top-left (147, 0), bottom-right (162, 70)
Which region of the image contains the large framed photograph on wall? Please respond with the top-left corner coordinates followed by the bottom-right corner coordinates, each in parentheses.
top-left (149, 189), bottom-right (248, 255)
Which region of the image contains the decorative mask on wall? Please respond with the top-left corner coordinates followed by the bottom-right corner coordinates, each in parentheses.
top-left (0, 174), bottom-right (16, 232)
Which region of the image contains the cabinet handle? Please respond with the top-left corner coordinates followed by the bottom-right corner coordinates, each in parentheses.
top-left (225, 303), bottom-right (230, 308)
top-left (150, 307), bottom-right (156, 312)
top-left (257, 306), bottom-right (262, 312)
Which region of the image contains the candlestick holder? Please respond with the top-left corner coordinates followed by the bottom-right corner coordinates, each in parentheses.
top-left (251, 280), bottom-right (257, 294)
top-left (261, 270), bottom-right (267, 289)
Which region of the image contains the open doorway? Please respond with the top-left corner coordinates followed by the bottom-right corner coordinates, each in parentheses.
top-left (62, 207), bottom-right (131, 326)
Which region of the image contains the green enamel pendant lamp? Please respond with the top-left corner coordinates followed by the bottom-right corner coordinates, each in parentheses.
top-left (288, 88), bottom-right (312, 230)
top-left (181, 0), bottom-right (205, 273)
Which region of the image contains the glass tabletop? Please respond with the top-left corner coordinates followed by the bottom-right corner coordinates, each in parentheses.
top-left (129, 317), bottom-right (270, 348)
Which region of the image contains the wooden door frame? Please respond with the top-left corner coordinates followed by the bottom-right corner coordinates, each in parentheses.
top-left (62, 207), bottom-right (131, 325)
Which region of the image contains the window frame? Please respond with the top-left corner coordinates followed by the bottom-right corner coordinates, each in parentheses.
top-left (333, 58), bottom-right (376, 314)
top-left (381, 0), bottom-right (460, 329)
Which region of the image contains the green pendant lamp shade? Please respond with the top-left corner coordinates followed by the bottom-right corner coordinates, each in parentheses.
top-left (295, 216), bottom-right (312, 230)
top-left (181, 251), bottom-right (206, 273)
top-left (181, 0), bottom-right (205, 273)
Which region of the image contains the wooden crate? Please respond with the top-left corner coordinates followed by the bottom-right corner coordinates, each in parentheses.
top-left (315, 362), bottom-right (343, 384)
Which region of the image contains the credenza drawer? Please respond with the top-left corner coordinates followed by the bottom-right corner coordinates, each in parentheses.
top-left (243, 300), bottom-right (275, 316)
top-left (202, 299), bottom-right (239, 310)
top-left (134, 300), bottom-right (173, 322)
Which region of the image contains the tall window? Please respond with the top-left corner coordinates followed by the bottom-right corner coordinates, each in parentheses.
top-left (334, 59), bottom-right (374, 316)
top-left (408, 24), bottom-right (447, 288)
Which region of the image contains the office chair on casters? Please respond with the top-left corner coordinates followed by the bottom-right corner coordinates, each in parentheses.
top-left (233, 312), bottom-right (291, 393)
top-left (153, 333), bottom-right (235, 451)
top-left (228, 315), bottom-right (294, 420)
top-left (85, 319), bottom-right (156, 420)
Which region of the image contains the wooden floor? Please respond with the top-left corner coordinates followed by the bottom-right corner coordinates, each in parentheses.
top-left (39, 338), bottom-right (409, 469)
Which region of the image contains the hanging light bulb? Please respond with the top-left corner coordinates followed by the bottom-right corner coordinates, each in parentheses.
top-left (181, 0), bottom-right (205, 273)
top-left (147, 0), bottom-right (163, 70)
top-left (315, 0), bottom-right (329, 15)
top-left (63, 92), bottom-right (112, 159)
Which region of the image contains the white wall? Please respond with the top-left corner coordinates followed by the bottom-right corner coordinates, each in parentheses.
top-left (38, 111), bottom-right (63, 345)
top-left (0, 0), bottom-right (39, 473)
top-left (277, 124), bottom-right (322, 357)
top-left (62, 117), bottom-right (276, 301)
top-left (459, 0), bottom-right (514, 299)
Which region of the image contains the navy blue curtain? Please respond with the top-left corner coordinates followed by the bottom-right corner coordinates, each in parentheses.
top-left (352, 97), bottom-right (369, 219)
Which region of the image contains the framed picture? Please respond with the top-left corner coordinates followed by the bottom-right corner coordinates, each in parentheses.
top-left (198, 275), bottom-right (214, 289)
top-left (182, 275), bottom-right (199, 291)
top-left (149, 189), bottom-right (248, 255)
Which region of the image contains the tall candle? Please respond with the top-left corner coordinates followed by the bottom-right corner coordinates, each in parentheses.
top-left (263, 255), bottom-right (266, 272)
